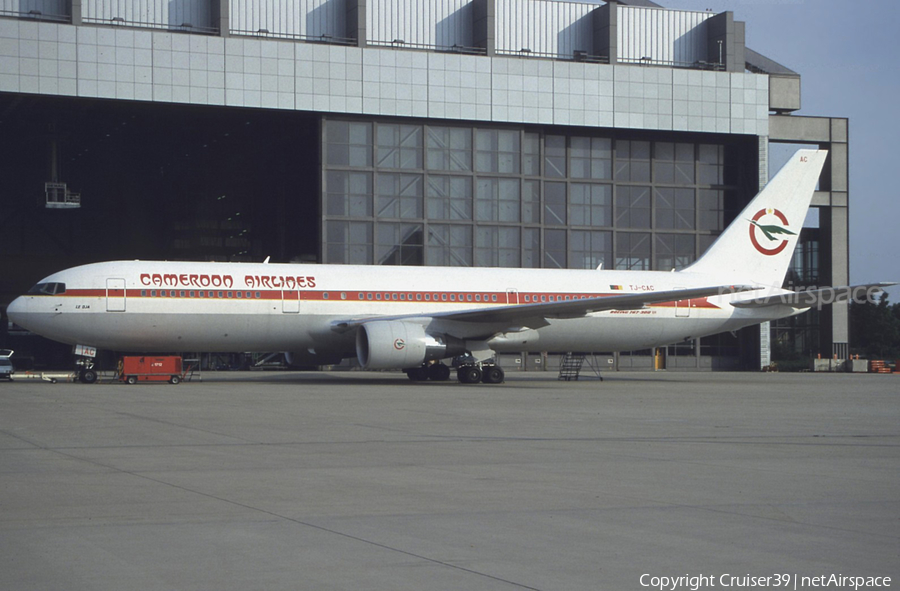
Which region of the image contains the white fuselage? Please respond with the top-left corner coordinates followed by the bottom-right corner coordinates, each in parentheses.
top-left (7, 260), bottom-right (802, 357)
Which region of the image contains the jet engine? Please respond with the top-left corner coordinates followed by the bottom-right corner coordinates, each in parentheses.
top-left (356, 321), bottom-right (465, 370)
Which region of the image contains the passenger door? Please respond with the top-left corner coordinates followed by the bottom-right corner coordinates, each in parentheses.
top-left (674, 286), bottom-right (690, 317)
top-left (106, 278), bottom-right (126, 312)
top-left (282, 290), bottom-right (300, 313)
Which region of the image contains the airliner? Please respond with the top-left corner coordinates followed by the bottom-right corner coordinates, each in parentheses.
top-left (6, 149), bottom-right (888, 384)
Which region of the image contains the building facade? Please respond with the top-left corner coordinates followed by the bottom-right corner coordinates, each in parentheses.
top-left (0, 0), bottom-right (849, 369)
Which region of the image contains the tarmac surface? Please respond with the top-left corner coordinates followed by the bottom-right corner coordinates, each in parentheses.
top-left (0, 371), bottom-right (897, 590)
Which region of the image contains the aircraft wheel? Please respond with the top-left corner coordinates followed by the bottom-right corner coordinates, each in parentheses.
top-left (427, 363), bottom-right (451, 381)
top-left (81, 369), bottom-right (98, 384)
top-left (406, 367), bottom-right (429, 381)
top-left (482, 366), bottom-right (505, 384)
top-left (170, 375), bottom-right (181, 385)
top-left (457, 366), bottom-right (482, 384)
top-left (126, 375), bottom-right (137, 385)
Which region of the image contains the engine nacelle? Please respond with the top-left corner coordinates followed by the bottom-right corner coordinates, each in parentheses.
top-left (356, 321), bottom-right (465, 370)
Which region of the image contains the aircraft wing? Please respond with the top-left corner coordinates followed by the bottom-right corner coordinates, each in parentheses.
top-left (331, 285), bottom-right (747, 337)
top-left (730, 283), bottom-right (895, 309)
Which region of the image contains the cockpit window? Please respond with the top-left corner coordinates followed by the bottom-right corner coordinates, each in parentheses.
top-left (27, 282), bottom-right (66, 295)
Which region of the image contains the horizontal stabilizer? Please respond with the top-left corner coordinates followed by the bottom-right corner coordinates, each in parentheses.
top-left (731, 283), bottom-right (895, 309)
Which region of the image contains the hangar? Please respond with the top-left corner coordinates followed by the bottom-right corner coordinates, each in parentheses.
top-left (0, 0), bottom-right (849, 370)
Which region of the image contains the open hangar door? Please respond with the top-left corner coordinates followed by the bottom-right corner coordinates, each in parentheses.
top-left (0, 94), bottom-right (320, 364)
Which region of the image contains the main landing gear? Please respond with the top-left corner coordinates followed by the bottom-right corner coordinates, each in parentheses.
top-left (404, 360), bottom-right (505, 384)
top-left (456, 363), bottom-right (505, 384)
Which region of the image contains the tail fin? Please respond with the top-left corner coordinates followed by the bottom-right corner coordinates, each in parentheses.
top-left (685, 149), bottom-right (828, 286)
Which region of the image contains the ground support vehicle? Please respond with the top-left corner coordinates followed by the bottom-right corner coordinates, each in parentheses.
top-left (118, 356), bottom-right (186, 384)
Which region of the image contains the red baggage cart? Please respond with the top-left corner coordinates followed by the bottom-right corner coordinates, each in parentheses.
top-left (119, 356), bottom-right (185, 384)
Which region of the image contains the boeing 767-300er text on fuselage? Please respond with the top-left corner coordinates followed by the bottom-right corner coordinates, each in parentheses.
top-left (6, 150), bottom-right (891, 383)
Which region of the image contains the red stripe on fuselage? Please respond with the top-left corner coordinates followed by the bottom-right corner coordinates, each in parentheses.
top-left (31, 288), bottom-right (722, 309)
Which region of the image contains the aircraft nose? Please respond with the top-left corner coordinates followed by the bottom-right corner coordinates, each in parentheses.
top-left (6, 296), bottom-right (28, 327)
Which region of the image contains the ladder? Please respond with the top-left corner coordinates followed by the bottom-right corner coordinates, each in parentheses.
top-left (558, 352), bottom-right (604, 381)
top-left (558, 353), bottom-right (585, 381)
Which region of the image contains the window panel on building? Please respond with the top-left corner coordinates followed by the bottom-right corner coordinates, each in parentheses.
top-left (655, 233), bottom-right (695, 271)
top-left (523, 227), bottom-right (541, 268)
top-left (475, 226), bottom-right (520, 267)
top-left (698, 189), bottom-right (724, 231)
top-left (698, 233), bottom-right (718, 258)
top-left (426, 175), bottom-right (472, 220)
top-left (376, 124), bottom-right (423, 170)
top-left (699, 144), bottom-right (725, 185)
top-left (571, 136), bottom-right (612, 180)
top-left (571, 230), bottom-right (612, 270)
top-left (544, 181), bottom-right (566, 225)
top-left (376, 222), bottom-right (424, 265)
top-left (615, 186), bottom-right (651, 228)
top-left (616, 232), bottom-right (651, 270)
top-left (326, 221), bottom-right (372, 264)
top-left (544, 135), bottom-right (566, 178)
top-left (376, 173), bottom-right (423, 219)
top-left (326, 121), bottom-right (372, 167)
top-left (615, 140), bottom-right (651, 182)
top-left (326, 171), bottom-right (372, 217)
top-left (475, 129), bottom-right (520, 174)
top-left (523, 132), bottom-right (541, 176)
top-left (655, 187), bottom-right (695, 230)
top-left (426, 126), bottom-right (472, 171)
top-left (522, 179), bottom-right (541, 224)
top-left (544, 229), bottom-right (566, 268)
top-left (570, 183), bottom-right (612, 227)
top-left (654, 142), bottom-right (695, 184)
top-left (476, 178), bottom-right (520, 222)
top-left (427, 224), bottom-right (472, 266)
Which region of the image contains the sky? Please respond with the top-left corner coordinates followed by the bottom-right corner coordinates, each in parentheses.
top-left (652, 0), bottom-right (900, 300)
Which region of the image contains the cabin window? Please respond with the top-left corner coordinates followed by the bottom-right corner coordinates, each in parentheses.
top-left (376, 293), bottom-right (382, 300)
top-left (475, 294), bottom-right (481, 302)
top-left (441, 294), bottom-right (447, 301)
top-left (341, 292), bottom-right (347, 300)
top-left (190, 291), bottom-right (196, 298)
top-left (450, 294), bottom-right (456, 301)
top-left (491, 295), bottom-right (497, 302)
top-left (323, 292), bottom-right (330, 299)
top-left (416, 294), bottom-right (422, 301)
top-left (524, 295), bottom-right (530, 302)
top-left (467, 294), bottom-right (472, 302)
top-left (255, 292), bottom-right (261, 299)
top-left (392, 293), bottom-right (398, 301)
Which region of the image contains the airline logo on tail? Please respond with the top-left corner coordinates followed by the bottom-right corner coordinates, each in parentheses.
top-left (748, 208), bottom-right (796, 256)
